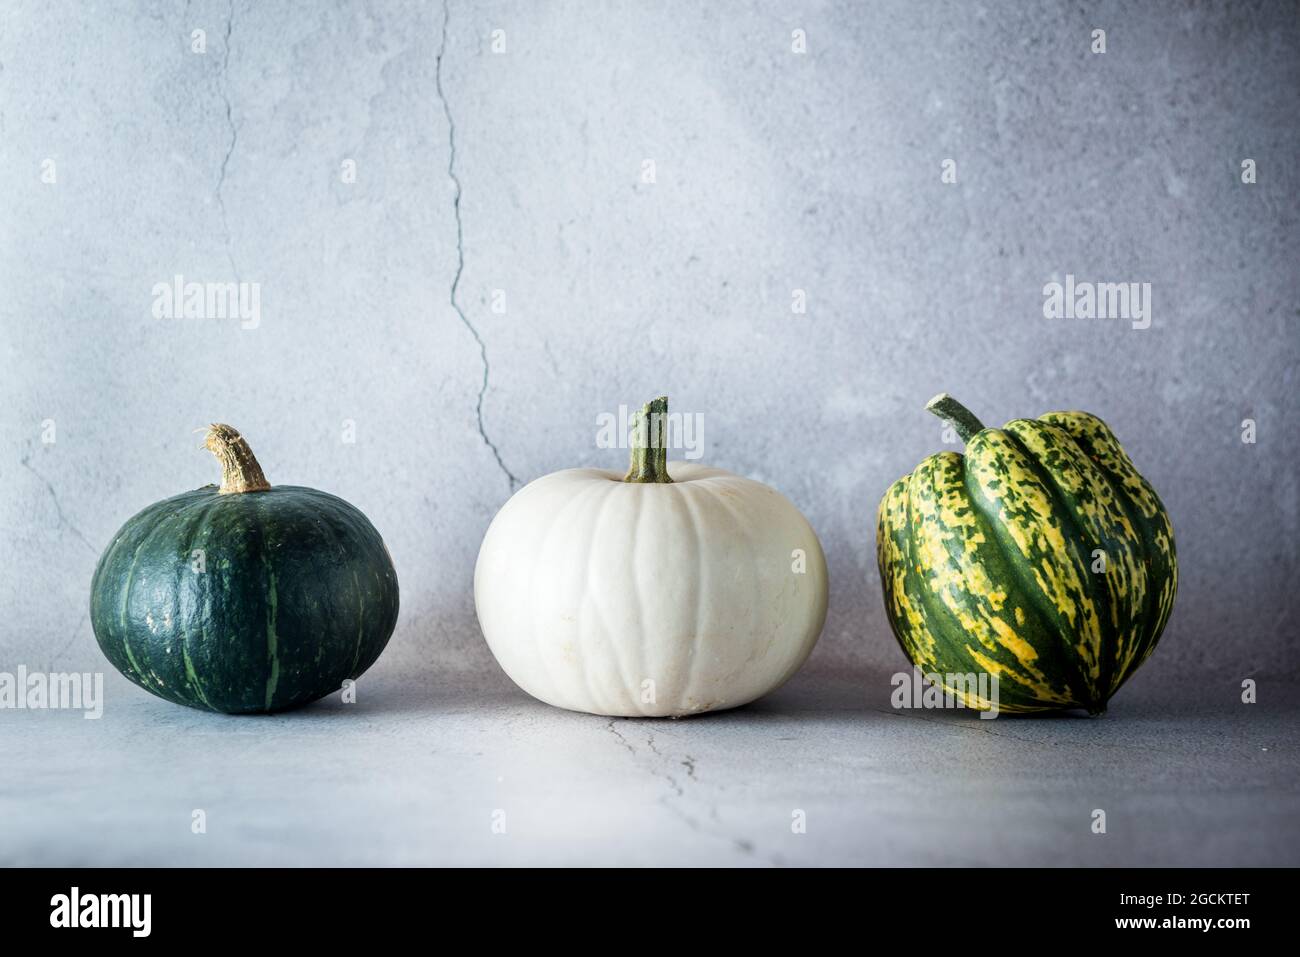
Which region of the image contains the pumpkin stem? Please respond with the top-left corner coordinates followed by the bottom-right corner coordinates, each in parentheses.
top-left (926, 393), bottom-right (987, 444)
top-left (623, 396), bottom-right (673, 484)
top-left (205, 424), bottom-right (271, 494)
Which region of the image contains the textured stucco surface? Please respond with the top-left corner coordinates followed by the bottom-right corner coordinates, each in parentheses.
top-left (1, 1), bottom-right (1298, 865)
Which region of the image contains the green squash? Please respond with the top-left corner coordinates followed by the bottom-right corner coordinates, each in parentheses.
top-left (90, 425), bottom-right (399, 714)
top-left (876, 394), bottom-right (1177, 715)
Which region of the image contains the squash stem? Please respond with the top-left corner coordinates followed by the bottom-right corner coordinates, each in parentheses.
top-left (623, 396), bottom-right (673, 484)
top-left (926, 393), bottom-right (986, 444)
top-left (205, 424), bottom-right (271, 494)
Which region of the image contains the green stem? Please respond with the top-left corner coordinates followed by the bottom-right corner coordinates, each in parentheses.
top-left (623, 396), bottom-right (673, 484)
top-left (926, 393), bottom-right (987, 444)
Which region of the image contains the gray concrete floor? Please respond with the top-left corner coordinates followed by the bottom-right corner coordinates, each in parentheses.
top-left (2, 668), bottom-right (1295, 866)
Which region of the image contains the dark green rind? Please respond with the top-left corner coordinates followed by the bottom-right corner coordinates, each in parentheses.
top-left (90, 485), bottom-right (398, 714)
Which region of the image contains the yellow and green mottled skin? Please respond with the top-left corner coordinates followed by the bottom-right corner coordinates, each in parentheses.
top-left (876, 397), bottom-right (1177, 715)
top-left (91, 430), bottom-right (399, 715)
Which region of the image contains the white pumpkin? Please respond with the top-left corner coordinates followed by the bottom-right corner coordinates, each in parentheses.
top-left (474, 398), bottom-right (828, 717)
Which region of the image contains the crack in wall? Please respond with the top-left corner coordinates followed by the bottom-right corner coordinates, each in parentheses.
top-left (215, 0), bottom-right (239, 278)
top-left (20, 449), bottom-right (97, 555)
top-left (51, 612), bottom-right (88, 663)
top-left (435, 0), bottom-right (518, 491)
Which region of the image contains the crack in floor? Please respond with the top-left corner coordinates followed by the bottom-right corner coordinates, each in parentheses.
top-left (435, 0), bottom-right (518, 491)
top-left (604, 718), bottom-right (636, 755)
top-left (644, 732), bottom-right (683, 797)
top-left (602, 720), bottom-right (760, 859)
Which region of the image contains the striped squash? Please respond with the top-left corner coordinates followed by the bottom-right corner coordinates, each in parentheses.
top-left (876, 394), bottom-right (1177, 715)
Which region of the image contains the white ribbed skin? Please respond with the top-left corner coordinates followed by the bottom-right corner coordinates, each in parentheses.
top-left (474, 463), bottom-right (829, 717)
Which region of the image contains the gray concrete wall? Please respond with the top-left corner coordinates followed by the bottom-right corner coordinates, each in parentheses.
top-left (2, 0), bottom-right (1297, 695)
